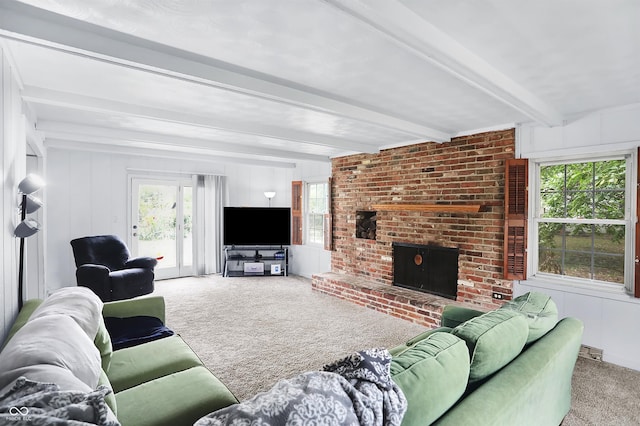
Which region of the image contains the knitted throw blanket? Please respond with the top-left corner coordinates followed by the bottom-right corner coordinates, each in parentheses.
top-left (195, 348), bottom-right (407, 426)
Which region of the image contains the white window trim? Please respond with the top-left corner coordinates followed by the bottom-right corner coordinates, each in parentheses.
top-left (527, 150), bottom-right (637, 296)
top-left (305, 181), bottom-right (327, 247)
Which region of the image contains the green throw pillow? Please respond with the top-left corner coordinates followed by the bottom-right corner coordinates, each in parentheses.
top-left (499, 291), bottom-right (559, 343)
top-left (452, 309), bottom-right (528, 383)
top-left (391, 332), bottom-right (470, 426)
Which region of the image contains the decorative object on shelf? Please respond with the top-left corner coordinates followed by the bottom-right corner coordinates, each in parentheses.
top-left (264, 191), bottom-right (276, 207)
top-left (14, 174), bottom-right (45, 309)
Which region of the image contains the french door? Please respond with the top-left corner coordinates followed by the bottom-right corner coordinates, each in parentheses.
top-left (131, 177), bottom-right (193, 279)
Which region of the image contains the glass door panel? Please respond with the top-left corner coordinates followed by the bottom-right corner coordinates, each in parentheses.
top-left (131, 178), bottom-right (193, 279)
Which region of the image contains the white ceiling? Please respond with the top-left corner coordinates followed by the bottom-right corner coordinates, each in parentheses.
top-left (1, 0), bottom-right (638, 167)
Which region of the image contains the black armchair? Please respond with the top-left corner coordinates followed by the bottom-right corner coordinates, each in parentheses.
top-left (70, 235), bottom-right (158, 302)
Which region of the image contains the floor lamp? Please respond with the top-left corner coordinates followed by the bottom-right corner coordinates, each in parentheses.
top-left (264, 191), bottom-right (276, 207)
top-left (14, 174), bottom-right (44, 310)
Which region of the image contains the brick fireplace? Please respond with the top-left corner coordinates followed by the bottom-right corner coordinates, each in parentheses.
top-left (312, 129), bottom-right (516, 327)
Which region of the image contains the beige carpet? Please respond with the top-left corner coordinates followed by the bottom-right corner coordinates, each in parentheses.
top-left (155, 275), bottom-right (640, 425)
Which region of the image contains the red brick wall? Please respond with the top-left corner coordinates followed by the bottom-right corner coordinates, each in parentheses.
top-left (330, 129), bottom-right (515, 309)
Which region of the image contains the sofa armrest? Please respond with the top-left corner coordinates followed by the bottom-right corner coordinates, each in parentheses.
top-left (76, 264), bottom-right (112, 301)
top-left (0, 299), bottom-right (44, 350)
top-left (441, 305), bottom-right (486, 328)
top-left (102, 296), bottom-right (166, 324)
top-left (124, 256), bottom-right (158, 269)
top-left (432, 317), bottom-right (584, 426)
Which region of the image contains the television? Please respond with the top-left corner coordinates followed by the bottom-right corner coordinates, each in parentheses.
top-left (223, 207), bottom-right (291, 246)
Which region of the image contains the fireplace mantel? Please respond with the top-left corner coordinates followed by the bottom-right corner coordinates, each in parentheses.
top-left (371, 203), bottom-right (482, 213)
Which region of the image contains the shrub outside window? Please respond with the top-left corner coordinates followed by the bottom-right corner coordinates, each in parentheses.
top-left (534, 156), bottom-right (631, 287)
top-left (307, 182), bottom-right (328, 245)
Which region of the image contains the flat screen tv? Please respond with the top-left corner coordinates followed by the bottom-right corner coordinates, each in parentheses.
top-left (223, 207), bottom-right (291, 246)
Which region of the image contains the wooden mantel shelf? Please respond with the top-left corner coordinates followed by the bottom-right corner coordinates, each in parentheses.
top-left (371, 204), bottom-right (482, 213)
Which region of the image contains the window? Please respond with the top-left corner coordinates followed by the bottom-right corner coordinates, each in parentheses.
top-left (532, 154), bottom-right (633, 290)
top-left (306, 182), bottom-right (328, 245)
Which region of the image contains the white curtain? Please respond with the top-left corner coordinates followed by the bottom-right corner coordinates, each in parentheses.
top-left (195, 175), bottom-right (227, 275)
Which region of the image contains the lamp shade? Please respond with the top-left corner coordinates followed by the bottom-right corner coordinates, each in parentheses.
top-left (14, 218), bottom-right (41, 238)
top-left (18, 174), bottom-right (45, 195)
top-left (264, 191), bottom-right (276, 199)
top-left (24, 195), bottom-right (43, 214)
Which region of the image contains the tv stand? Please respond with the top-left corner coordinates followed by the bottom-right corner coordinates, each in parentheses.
top-left (223, 246), bottom-right (289, 277)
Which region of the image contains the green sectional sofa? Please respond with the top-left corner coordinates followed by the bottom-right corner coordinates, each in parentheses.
top-left (0, 286), bottom-right (582, 426)
top-left (0, 287), bottom-right (238, 426)
top-left (389, 292), bottom-right (584, 426)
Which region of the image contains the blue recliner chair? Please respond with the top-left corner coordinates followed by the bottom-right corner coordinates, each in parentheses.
top-left (70, 235), bottom-right (158, 302)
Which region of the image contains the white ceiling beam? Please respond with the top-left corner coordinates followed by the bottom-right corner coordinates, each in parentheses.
top-left (37, 121), bottom-right (331, 163)
top-left (0, 0), bottom-right (450, 143)
top-left (44, 138), bottom-right (298, 168)
top-left (325, 0), bottom-right (565, 127)
top-left (22, 86), bottom-right (380, 154)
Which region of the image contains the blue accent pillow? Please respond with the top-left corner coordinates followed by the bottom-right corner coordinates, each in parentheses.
top-left (104, 316), bottom-right (174, 350)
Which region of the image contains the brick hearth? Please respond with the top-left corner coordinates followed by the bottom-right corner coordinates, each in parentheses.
top-left (312, 272), bottom-right (473, 328)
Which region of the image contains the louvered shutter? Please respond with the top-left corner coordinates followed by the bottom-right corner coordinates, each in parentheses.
top-left (504, 159), bottom-right (528, 280)
top-left (292, 181), bottom-right (303, 245)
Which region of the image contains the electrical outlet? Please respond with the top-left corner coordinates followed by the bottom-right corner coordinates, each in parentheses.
top-left (492, 292), bottom-right (504, 300)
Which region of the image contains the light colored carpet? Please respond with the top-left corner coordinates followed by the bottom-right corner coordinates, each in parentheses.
top-left (155, 275), bottom-right (640, 424)
top-left (562, 356), bottom-right (640, 426)
top-left (155, 275), bottom-right (425, 401)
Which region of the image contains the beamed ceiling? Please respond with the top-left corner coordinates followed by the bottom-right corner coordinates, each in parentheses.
top-left (1, 0), bottom-right (638, 167)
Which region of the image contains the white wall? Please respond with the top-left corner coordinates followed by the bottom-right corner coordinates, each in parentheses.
top-left (0, 46), bottom-right (27, 344)
top-left (516, 104), bottom-right (640, 371)
top-left (224, 164), bottom-right (293, 208)
top-left (44, 148), bottom-right (331, 288)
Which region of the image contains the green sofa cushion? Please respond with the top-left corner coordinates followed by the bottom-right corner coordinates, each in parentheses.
top-left (499, 292), bottom-right (559, 344)
top-left (95, 315), bottom-right (113, 372)
top-left (391, 332), bottom-right (470, 426)
top-left (99, 368), bottom-right (117, 416)
top-left (388, 327), bottom-right (452, 357)
top-left (440, 305), bottom-right (485, 328)
top-left (452, 309), bottom-right (528, 383)
top-left (115, 366), bottom-right (238, 426)
top-left (107, 335), bottom-right (203, 393)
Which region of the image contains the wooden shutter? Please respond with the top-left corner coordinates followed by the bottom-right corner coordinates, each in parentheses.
top-left (504, 159), bottom-right (528, 280)
top-left (291, 181), bottom-right (303, 245)
top-left (323, 177), bottom-right (333, 251)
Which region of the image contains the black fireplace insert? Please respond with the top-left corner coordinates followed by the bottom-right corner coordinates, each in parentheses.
top-left (393, 242), bottom-right (459, 299)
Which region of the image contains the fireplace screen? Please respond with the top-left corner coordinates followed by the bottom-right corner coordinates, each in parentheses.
top-left (393, 242), bottom-right (459, 299)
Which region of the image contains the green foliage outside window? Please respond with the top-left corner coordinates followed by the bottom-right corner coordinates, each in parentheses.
top-left (538, 159), bottom-right (626, 283)
top-left (138, 185), bottom-right (192, 241)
